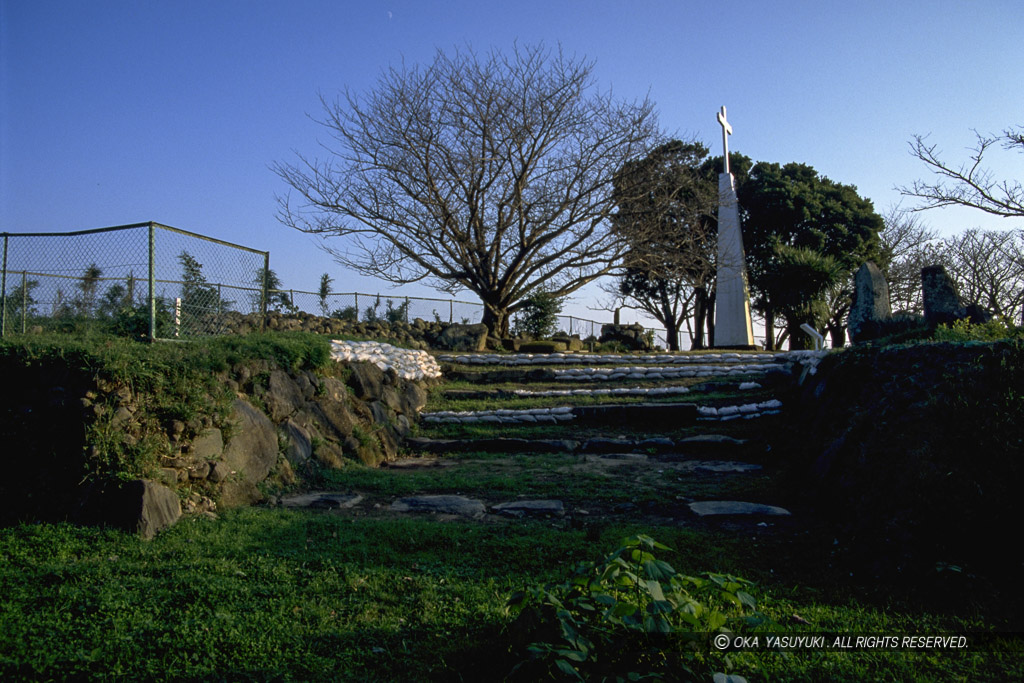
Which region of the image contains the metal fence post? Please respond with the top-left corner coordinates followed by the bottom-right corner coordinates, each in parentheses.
top-left (1, 234), bottom-right (7, 337)
top-left (261, 252), bottom-right (269, 331)
top-left (21, 270), bottom-right (27, 333)
top-left (148, 223), bottom-right (156, 341)
top-left (449, 298), bottom-right (453, 323)
top-left (354, 292), bottom-right (359, 321)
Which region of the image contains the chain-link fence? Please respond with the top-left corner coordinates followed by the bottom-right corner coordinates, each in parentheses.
top-left (273, 288), bottom-right (662, 344)
top-left (1, 221), bottom-right (670, 346)
top-left (0, 222), bottom-right (268, 340)
top-left (272, 290), bottom-right (488, 326)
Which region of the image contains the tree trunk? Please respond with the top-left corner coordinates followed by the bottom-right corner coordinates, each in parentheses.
top-left (764, 308), bottom-right (775, 351)
top-left (706, 289), bottom-right (716, 348)
top-left (691, 287), bottom-right (708, 350)
top-left (786, 319), bottom-right (813, 350)
top-left (827, 324), bottom-right (845, 348)
top-left (664, 319), bottom-right (680, 351)
top-left (481, 303), bottom-right (509, 338)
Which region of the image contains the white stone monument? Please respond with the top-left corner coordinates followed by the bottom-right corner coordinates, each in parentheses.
top-left (714, 106), bottom-right (756, 348)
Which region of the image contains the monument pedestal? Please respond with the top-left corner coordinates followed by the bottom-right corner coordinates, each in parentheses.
top-left (714, 171), bottom-right (755, 348)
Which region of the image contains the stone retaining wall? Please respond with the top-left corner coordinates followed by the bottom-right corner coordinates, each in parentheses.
top-left (2, 342), bottom-right (433, 538)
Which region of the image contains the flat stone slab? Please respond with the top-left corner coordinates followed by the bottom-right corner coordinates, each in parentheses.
top-left (492, 500), bottom-right (565, 517)
top-left (383, 457), bottom-right (449, 469)
top-left (281, 492), bottom-right (364, 509)
top-left (676, 461), bottom-right (762, 473)
top-left (677, 434), bottom-right (748, 446)
top-left (390, 495), bottom-right (486, 518)
top-left (406, 436), bottom-right (579, 454)
top-left (587, 452), bottom-right (650, 461)
top-left (689, 500), bottom-right (791, 517)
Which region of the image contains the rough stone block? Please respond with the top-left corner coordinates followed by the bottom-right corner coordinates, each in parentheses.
top-left (222, 399), bottom-right (278, 483)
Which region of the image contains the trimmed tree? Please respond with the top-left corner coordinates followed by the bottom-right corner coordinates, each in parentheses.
top-left (737, 162), bottom-right (884, 348)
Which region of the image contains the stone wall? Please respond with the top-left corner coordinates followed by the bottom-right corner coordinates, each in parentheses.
top-left (220, 311), bottom-right (455, 350)
top-left (1, 353), bottom-right (431, 538)
top-left (790, 341), bottom-right (1024, 578)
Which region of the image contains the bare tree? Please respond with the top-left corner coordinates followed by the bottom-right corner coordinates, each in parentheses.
top-left (878, 206), bottom-right (938, 313)
top-left (899, 126), bottom-right (1024, 220)
top-left (931, 229), bottom-right (1024, 324)
top-left (275, 44), bottom-right (660, 336)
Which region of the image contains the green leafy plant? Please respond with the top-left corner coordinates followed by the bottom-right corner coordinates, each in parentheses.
top-left (506, 534), bottom-right (761, 681)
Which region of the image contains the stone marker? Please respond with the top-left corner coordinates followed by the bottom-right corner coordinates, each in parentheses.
top-left (848, 261), bottom-right (892, 343)
top-left (921, 265), bottom-right (962, 325)
top-left (921, 264), bottom-right (992, 326)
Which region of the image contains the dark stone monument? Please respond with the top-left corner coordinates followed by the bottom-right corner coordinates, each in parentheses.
top-left (921, 265), bottom-right (992, 327)
top-left (848, 262), bottom-right (892, 343)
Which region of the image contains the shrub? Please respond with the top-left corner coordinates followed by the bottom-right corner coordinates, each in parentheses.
top-left (513, 291), bottom-right (563, 339)
top-left (385, 298), bottom-right (410, 324)
top-left (594, 340), bottom-right (630, 353)
top-left (934, 317), bottom-right (1021, 342)
top-left (109, 298), bottom-right (173, 340)
top-left (331, 306), bottom-right (358, 322)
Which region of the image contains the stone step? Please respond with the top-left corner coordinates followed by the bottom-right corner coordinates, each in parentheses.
top-left (391, 494), bottom-right (486, 518)
top-left (445, 363), bottom-right (786, 385)
top-left (421, 399), bottom-right (783, 425)
top-left (280, 492), bottom-right (364, 509)
top-left (278, 492), bottom-right (789, 520)
top-left (404, 433), bottom-right (758, 456)
top-left (688, 500), bottom-right (792, 517)
top-left (421, 402), bottom-right (697, 427)
top-left (573, 402), bottom-right (698, 426)
top-left (442, 385), bottom-right (697, 400)
top-left (438, 351), bottom-right (785, 366)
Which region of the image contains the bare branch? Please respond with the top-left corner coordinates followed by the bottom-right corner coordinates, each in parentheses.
top-left (897, 128), bottom-right (1024, 220)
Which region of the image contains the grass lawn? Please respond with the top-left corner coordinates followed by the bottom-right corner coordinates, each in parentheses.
top-left (1, 507), bottom-right (1018, 682)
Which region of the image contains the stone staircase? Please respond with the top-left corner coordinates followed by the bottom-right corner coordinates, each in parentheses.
top-left (400, 350), bottom-right (823, 520)
top-left (283, 346), bottom-right (826, 523)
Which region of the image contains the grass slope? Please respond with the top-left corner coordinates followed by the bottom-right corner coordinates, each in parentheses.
top-left (1, 336), bottom-right (1021, 680)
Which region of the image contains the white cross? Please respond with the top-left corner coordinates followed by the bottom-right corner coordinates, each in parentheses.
top-left (717, 106), bottom-right (733, 175)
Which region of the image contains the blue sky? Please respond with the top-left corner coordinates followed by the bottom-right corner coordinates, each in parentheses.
top-left (2, 0), bottom-right (1022, 327)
